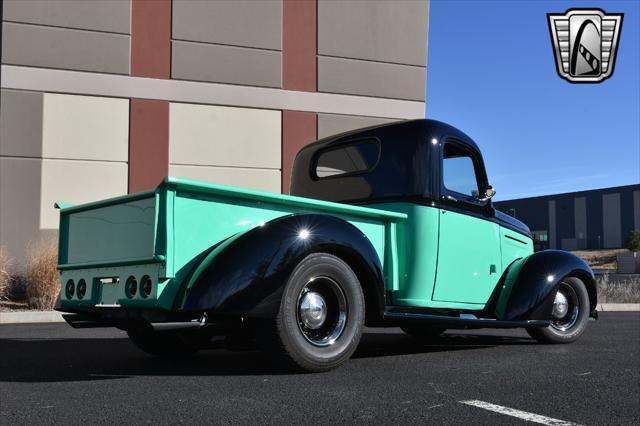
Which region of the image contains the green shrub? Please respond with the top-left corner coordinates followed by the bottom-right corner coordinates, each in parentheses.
top-left (626, 230), bottom-right (640, 252)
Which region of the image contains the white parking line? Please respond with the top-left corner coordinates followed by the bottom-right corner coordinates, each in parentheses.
top-left (459, 400), bottom-right (581, 426)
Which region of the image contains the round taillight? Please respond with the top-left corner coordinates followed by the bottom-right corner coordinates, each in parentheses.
top-left (77, 279), bottom-right (87, 299)
top-left (141, 275), bottom-right (152, 298)
top-left (65, 279), bottom-right (75, 299)
top-left (126, 276), bottom-right (137, 298)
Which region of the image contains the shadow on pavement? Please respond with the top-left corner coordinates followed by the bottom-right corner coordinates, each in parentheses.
top-left (353, 331), bottom-right (533, 359)
top-left (0, 331), bottom-right (533, 383)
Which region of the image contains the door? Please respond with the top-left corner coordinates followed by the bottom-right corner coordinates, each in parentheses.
top-left (433, 140), bottom-right (501, 304)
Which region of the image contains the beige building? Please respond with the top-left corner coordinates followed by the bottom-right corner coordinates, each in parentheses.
top-left (0, 0), bottom-right (429, 271)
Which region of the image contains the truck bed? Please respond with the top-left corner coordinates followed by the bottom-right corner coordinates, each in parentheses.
top-left (56, 177), bottom-right (406, 312)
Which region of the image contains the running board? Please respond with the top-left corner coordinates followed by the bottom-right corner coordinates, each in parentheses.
top-left (383, 309), bottom-right (550, 329)
top-left (62, 313), bottom-right (209, 331)
top-left (150, 320), bottom-right (206, 332)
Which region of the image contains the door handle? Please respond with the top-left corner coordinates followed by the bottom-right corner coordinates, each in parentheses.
top-left (445, 195), bottom-right (459, 203)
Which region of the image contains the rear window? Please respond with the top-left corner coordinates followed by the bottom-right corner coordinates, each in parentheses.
top-left (315, 140), bottom-right (380, 178)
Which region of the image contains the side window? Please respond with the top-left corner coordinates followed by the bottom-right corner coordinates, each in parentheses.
top-left (315, 140), bottom-right (380, 178)
top-left (443, 143), bottom-right (481, 198)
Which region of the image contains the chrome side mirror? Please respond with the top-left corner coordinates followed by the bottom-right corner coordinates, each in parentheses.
top-left (477, 186), bottom-right (496, 202)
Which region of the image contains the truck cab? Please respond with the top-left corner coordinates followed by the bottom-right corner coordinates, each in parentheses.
top-left (292, 119), bottom-right (534, 311)
top-left (56, 119), bottom-right (596, 372)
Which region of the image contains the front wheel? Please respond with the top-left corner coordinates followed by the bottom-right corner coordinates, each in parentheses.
top-left (256, 253), bottom-right (365, 372)
top-left (527, 276), bottom-right (590, 344)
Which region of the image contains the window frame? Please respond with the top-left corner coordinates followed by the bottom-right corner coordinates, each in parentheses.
top-left (439, 138), bottom-right (490, 208)
top-left (311, 137), bottom-right (382, 181)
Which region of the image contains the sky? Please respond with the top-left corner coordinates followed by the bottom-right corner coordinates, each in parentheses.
top-left (426, 0), bottom-right (640, 201)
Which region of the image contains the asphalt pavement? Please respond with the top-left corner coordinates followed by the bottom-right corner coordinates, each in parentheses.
top-left (1, 313), bottom-right (638, 425)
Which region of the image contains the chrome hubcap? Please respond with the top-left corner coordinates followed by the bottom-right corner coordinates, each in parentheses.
top-left (296, 277), bottom-right (348, 347)
top-left (550, 283), bottom-right (580, 332)
top-left (299, 291), bottom-right (327, 330)
top-left (552, 291), bottom-right (569, 318)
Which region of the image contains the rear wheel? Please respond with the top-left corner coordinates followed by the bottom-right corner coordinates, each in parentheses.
top-left (527, 276), bottom-right (590, 344)
top-left (127, 328), bottom-right (203, 358)
top-left (256, 253), bottom-right (365, 372)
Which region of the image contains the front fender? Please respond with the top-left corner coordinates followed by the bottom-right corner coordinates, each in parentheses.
top-left (180, 214), bottom-right (385, 319)
top-left (494, 250), bottom-right (596, 321)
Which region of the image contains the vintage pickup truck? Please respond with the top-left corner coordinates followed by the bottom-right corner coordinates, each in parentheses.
top-left (56, 119), bottom-right (596, 372)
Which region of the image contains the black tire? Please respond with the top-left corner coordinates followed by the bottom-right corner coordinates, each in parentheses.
top-left (527, 276), bottom-right (590, 344)
top-left (401, 326), bottom-right (446, 341)
top-left (127, 328), bottom-right (203, 358)
top-left (256, 253), bottom-right (365, 372)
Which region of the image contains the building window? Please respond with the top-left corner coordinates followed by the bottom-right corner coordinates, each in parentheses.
top-left (532, 230), bottom-right (548, 242)
top-left (315, 140), bottom-right (380, 178)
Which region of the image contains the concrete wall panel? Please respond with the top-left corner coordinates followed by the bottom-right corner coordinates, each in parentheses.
top-left (42, 94), bottom-right (129, 161)
top-left (0, 157), bottom-right (43, 271)
top-left (0, 157), bottom-right (127, 269)
top-left (602, 193), bottom-right (622, 248)
top-left (548, 200), bottom-right (556, 249)
top-left (172, 0), bottom-right (281, 50)
top-left (318, 0), bottom-right (428, 66)
top-left (282, 111), bottom-right (316, 194)
top-left (318, 113), bottom-right (400, 139)
top-left (169, 103), bottom-right (281, 169)
top-left (3, 0), bottom-right (131, 34)
top-left (39, 159), bottom-right (128, 229)
top-left (131, 0), bottom-right (171, 79)
top-left (129, 99), bottom-right (170, 193)
top-left (3, 65), bottom-right (425, 119)
top-left (318, 56), bottom-right (425, 101)
top-left (1, 22), bottom-right (130, 74)
top-left (574, 196), bottom-right (587, 249)
top-left (283, 0), bottom-right (316, 91)
top-left (634, 191), bottom-right (640, 230)
top-left (169, 165), bottom-right (281, 194)
top-left (0, 90), bottom-right (44, 158)
top-left (172, 41), bottom-right (281, 88)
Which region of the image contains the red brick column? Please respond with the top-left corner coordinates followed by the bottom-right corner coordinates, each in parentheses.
top-left (128, 0), bottom-right (171, 193)
top-left (282, 0), bottom-right (318, 193)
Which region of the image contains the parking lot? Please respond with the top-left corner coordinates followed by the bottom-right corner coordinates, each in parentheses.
top-left (1, 312), bottom-right (638, 425)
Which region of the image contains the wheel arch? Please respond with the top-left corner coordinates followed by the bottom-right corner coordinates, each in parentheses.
top-left (179, 214), bottom-right (385, 321)
top-left (491, 250), bottom-right (596, 321)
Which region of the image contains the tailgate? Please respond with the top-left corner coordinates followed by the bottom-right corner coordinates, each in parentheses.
top-left (56, 192), bottom-right (174, 310)
top-left (58, 194), bottom-right (157, 269)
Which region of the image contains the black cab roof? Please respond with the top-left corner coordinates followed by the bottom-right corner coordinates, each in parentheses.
top-left (290, 119), bottom-right (480, 203)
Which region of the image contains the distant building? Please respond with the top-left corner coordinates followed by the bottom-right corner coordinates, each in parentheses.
top-left (494, 184), bottom-right (640, 251)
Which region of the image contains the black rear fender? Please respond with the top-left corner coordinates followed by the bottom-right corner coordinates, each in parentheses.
top-left (180, 214), bottom-right (385, 322)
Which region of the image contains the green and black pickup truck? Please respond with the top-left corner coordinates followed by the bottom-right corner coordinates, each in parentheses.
top-left (56, 119), bottom-right (596, 372)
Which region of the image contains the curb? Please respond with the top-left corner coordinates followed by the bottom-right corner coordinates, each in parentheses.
top-left (0, 311), bottom-right (65, 324)
top-left (1, 304), bottom-right (639, 325)
top-left (597, 303), bottom-right (640, 312)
